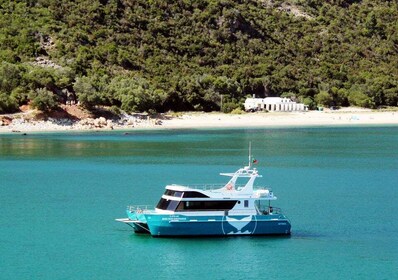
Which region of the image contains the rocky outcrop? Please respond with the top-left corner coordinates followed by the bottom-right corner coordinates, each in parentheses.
top-left (33, 56), bottom-right (63, 69)
top-left (76, 117), bottom-right (114, 129)
top-left (0, 116), bottom-right (12, 126)
top-left (0, 112), bottom-right (164, 132)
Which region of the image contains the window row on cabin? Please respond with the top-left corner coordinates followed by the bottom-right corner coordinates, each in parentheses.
top-left (156, 198), bottom-right (249, 211)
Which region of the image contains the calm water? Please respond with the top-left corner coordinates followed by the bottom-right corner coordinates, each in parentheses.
top-left (1, 126), bottom-right (397, 279)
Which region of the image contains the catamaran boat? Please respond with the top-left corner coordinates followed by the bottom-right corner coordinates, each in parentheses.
top-left (116, 152), bottom-right (291, 237)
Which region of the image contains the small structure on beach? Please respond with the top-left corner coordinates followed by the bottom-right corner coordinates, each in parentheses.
top-left (244, 97), bottom-right (307, 112)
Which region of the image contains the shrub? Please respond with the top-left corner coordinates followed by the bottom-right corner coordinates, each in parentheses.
top-left (0, 92), bottom-right (19, 114)
top-left (315, 90), bottom-right (333, 107)
top-left (230, 107), bottom-right (244, 114)
top-left (221, 101), bottom-right (240, 113)
top-left (73, 76), bottom-right (102, 109)
top-left (107, 76), bottom-right (167, 113)
top-left (302, 97), bottom-right (316, 110)
top-left (348, 90), bottom-right (374, 108)
top-left (109, 105), bottom-right (121, 116)
top-left (29, 88), bottom-right (59, 112)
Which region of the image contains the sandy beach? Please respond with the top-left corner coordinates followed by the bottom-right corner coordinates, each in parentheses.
top-left (162, 109), bottom-right (398, 129)
top-left (1, 108), bottom-right (398, 133)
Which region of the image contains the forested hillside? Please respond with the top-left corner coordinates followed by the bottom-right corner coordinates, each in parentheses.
top-left (1, 0), bottom-right (397, 114)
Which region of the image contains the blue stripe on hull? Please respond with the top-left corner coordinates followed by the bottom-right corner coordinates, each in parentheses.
top-left (145, 214), bottom-right (291, 237)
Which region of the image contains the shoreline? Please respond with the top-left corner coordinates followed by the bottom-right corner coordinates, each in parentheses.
top-left (1, 109), bottom-right (398, 134)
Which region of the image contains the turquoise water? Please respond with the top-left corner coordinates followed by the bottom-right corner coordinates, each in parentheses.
top-left (1, 126), bottom-right (397, 279)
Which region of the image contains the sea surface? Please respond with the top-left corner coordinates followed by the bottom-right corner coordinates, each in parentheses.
top-left (1, 126), bottom-right (397, 280)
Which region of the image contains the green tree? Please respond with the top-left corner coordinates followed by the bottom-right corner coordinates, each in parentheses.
top-left (73, 76), bottom-right (105, 109)
top-left (347, 87), bottom-right (374, 108)
top-left (315, 90), bottom-right (333, 107)
top-left (29, 88), bottom-right (59, 112)
top-left (107, 76), bottom-right (167, 113)
top-left (24, 67), bottom-right (56, 91)
top-left (0, 92), bottom-right (19, 113)
top-left (302, 96), bottom-right (316, 110)
top-left (1, 0), bottom-right (398, 112)
top-left (0, 62), bottom-right (23, 93)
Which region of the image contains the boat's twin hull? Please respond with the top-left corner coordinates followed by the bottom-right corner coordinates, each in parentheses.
top-left (144, 214), bottom-right (291, 237)
top-left (131, 221), bottom-right (150, 233)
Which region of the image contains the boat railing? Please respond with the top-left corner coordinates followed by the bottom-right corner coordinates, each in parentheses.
top-left (175, 184), bottom-right (272, 191)
top-left (127, 205), bottom-right (153, 213)
top-left (254, 187), bottom-right (273, 192)
top-left (256, 206), bottom-right (282, 215)
top-left (176, 184), bottom-right (237, 190)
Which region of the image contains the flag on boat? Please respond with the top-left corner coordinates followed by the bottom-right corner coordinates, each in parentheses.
top-left (252, 159), bottom-right (258, 164)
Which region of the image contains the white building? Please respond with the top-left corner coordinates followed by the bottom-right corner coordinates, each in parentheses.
top-left (244, 97), bottom-right (307, 112)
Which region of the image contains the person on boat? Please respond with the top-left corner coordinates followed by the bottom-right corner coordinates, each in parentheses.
top-left (225, 183), bottom-right (234, 190)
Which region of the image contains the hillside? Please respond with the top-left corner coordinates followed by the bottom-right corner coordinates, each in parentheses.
top-left (1, 0), bottom-right (397, 114)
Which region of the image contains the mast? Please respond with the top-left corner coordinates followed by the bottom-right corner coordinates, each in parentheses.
top-left (248, 142), bottom-right (252, 168)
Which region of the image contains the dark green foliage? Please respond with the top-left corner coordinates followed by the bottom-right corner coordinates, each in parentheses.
top-left (29, 88), bottom-right (59, 112)
top-left (347, 86), bottom-right (374, 108)
top-left (0, 62), bottom-right (25, 112)
top-left (0, 0), bottom-right (397, 113)
top-left (315, 91), bottom-right (333, 107)
top-left (107, 75), bottom-right (167, 113)
top-left (73, 75), bottom-right (110, 109)
top-left (302, 96), bottom-right (317, 110)
top-left (0, 93), bottom-right (19, 114)
top-left (0, 63), bottom-right (21, 93)
top-left (222, 101), bottom-right (241, 114)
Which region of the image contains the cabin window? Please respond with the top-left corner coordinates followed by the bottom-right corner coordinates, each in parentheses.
top-left (156, 198), bottom-right (179, 211)
top-left (164, 189), bottom-right (183, 197)
top-left (244, 200), bottom-right (249, 207)
top-left (183, 191), bottom-right (209, 198)
top-left (176, 200), bottom-right (237, 211)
